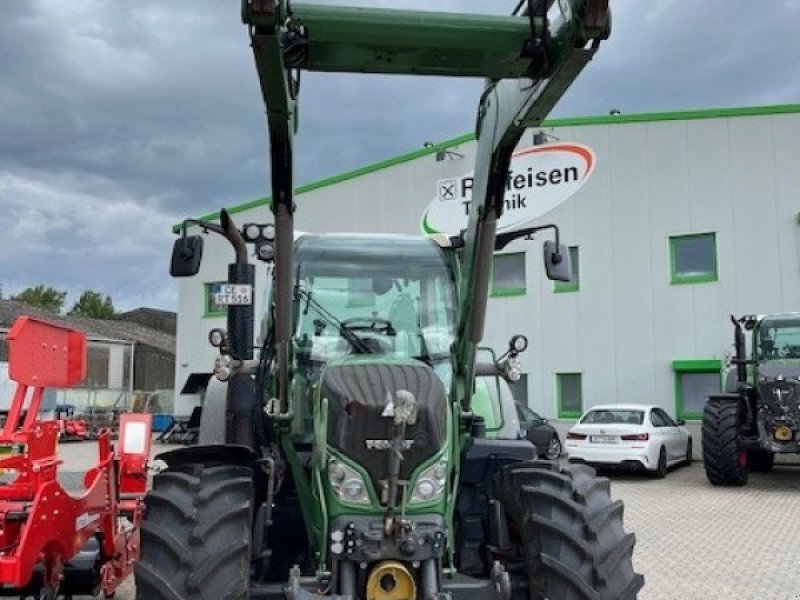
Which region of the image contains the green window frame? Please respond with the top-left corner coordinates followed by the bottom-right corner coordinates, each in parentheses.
top-left (203, 282), bottom-right (228, 318)
top-left (554, 246), bottom-right (580, 293)
top-left (556, 372), bottom-right (582, 419)
top-left (490, 252), bottom-right (526, 297)
top-left (669, 232), bottom-right (718, 284)
top-left (673, 359), bottom-right (723, 420)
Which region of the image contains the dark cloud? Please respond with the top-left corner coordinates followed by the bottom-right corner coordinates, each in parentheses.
top-left (1, 0), bottom-right (798, 310)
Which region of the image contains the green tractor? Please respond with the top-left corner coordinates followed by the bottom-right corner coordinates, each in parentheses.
top-left (136, 2), bottom-right (643, 599)
top-left (703, 313), bottom-right (800, 486)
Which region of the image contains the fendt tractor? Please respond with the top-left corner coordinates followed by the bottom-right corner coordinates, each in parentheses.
top-left (703, 313), bottom-right (800, 486)
top-left (135, 2), bottom-right (644, 599)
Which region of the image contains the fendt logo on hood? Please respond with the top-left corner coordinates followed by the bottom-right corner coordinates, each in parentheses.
top-left (421, 143), bottom-right (595, 235)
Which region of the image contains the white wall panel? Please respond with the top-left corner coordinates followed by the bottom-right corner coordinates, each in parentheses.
top-left (174, 109), bottom-right (800, 423)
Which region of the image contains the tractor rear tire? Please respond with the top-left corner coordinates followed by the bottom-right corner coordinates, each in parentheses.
top-left (135, 464), bottom-right (254, 600)
top-left (748, 449), bottom-right (775, 472)
top-left (494, 460), bottom-right (644, 600)
top-left (702, 398), bottom-right (748, 486)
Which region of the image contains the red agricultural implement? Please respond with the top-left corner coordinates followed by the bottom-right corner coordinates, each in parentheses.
top-left (0, 316), bottom-right (151, 599)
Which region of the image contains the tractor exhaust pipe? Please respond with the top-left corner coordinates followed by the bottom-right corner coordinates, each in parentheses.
top-left (731, 315), bottom-right (748, 389)
top-left (219, 209), bottom-right (259, 449)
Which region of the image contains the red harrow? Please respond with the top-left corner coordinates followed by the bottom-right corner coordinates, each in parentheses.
top-left (0, 317), bottom-right (151, 599)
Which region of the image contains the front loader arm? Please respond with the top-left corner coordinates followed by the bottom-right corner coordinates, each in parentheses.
top-left (242, 0), bottom-right (610, 414)
top-left (455, 2), bottom-right (609, 410)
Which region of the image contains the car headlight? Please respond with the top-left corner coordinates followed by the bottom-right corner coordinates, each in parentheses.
top-left (328, 458), bottom-right (370, 505)
top-left (409, 459), bottom-right (448, 505)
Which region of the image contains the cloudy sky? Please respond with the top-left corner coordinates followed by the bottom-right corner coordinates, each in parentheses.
top-left (1, 0), bottom-right (798, 312)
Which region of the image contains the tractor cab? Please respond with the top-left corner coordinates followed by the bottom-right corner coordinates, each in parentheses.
top-left (754, 314), bottom-right (800, 369)
top-left (292, 234), bottom-right (457, 382)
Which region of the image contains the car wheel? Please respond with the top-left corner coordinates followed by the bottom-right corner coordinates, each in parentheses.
top-left (543, 434), bottom-right (562, 460)
top-left (685, 437), bottom-right (693, 466)
top-left (653, 446), bottom-right (668, 479)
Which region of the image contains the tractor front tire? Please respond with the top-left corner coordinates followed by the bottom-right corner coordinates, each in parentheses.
top-left (702, 398), bottom-right (748, 486)
top-left (748, 449), bottom-right (775, 472)
top-left (135, 464), bottom-right (254, 600)
top-left (494, 460), bottom-right (644, 600)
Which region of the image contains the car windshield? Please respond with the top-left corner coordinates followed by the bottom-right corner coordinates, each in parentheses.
top-left (293, 235), bottom-right (457, 365)
top-left (580, 409), bottom-right (644, 425)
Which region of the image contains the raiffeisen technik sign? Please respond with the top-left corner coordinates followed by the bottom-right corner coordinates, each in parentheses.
top-left (421, 142), bottom-right (595, 235)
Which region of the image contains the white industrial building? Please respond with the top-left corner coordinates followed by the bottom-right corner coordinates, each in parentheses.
top-left (174, 103), bottom-right (800, 438)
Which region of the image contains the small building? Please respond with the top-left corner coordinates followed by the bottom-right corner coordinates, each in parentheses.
top-left (0, 300), bottom-right (176, 411)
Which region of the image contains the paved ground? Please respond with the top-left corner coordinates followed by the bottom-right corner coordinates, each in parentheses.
top-left (54, 441), bottom-right (800, 599)
top-left (610, 460), bottom-right (800, 600)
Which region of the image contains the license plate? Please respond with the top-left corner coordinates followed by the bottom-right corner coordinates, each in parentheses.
top-left (590, 435), bottom-right (617, 444)
top-left (213, 284), bottom-right (253, 306)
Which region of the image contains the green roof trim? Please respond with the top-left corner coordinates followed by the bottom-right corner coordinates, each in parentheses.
top-left (173, 133), bottom-right (473, 233)
top-left (672, 359), bottom-right (723, 373)
top-left (174, 102), bottom-right (800, 232)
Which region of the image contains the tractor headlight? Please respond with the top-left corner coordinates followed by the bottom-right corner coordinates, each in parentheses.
top-left (213, 355), bottom-right (232, 381)
top-left (409, 459), bottom-right (448, 505)
top-left (328, 458), bottom-right (370, 505)
top-left (506, 357), bottom-right (522, 382)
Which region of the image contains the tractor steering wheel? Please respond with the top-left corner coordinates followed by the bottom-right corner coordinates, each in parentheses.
top-left (341, 316), bottom-right (395, 336)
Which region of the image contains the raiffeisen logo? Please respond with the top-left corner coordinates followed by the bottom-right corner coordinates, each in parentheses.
top-left (421, 142), bottom-right (595, 235)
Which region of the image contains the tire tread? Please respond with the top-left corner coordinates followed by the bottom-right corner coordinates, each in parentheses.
top-left (135, 464), bottom-right (254, 600)
top-left (494, 460), bottom-right (644, 600)
top-left (702, 398), bottom-right (748, 486)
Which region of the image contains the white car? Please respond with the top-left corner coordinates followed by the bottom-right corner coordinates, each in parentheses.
top-left (565, 404), bottom-right (692, 478)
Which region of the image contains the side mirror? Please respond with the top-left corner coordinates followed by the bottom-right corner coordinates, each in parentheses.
top-left (170, 236), bottom-right (204, 277)
top-left (543, 240), bottom-right (572, 282)
top-left (675, 419), bottom-right (686, 426)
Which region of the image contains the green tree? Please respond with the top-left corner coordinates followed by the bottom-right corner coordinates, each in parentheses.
top-left (69, 290), bottom-right (116, 319)
top-left (13, 285), bottom-right (67, 313)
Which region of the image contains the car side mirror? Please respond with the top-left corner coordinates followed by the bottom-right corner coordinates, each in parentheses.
top-left (675, 419), bottom-right (686, 426)
top-left (170, 236), bottom-right (204, 277)
top-left (543, 240), bottom-right (572, 282)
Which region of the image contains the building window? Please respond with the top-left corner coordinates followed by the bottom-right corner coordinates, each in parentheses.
top-left (556, 372), bottom-right (582, 419)
top-left (669, 233), bottom-right (717, 284)
top-left (491, 253), bottom-right (526, 297)
top-left (204, 282), bottom-right (228, 317)
top-left (673, 359), bottom-right (722, 420)
top-left (554, 246), bottom-right (580, 293)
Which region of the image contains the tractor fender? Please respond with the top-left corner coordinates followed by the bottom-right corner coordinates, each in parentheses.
top-left (198, 377), bottom-right (228, 445)
top-left (156, 444), bottom-right (260, 469)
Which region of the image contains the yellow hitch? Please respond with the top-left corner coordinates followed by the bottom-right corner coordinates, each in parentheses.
top-left (366, 561), bottom-right (416, 600)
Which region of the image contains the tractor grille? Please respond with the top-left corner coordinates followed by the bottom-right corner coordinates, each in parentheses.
top-left (321, 361), bottom-right (447, 498)
top-left (759, 377), bottom-right (800, 417)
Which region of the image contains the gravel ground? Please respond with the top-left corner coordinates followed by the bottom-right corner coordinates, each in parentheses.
top-left (52, 442), bottom-right (800, 600)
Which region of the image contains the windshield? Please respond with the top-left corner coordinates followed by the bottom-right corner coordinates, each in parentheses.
top-left (580, 409), bottom-right (644, 425)
top-left (757, 316), bottom-right (800, 362)
top-left (293, 235), bottom-right (457, 366)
